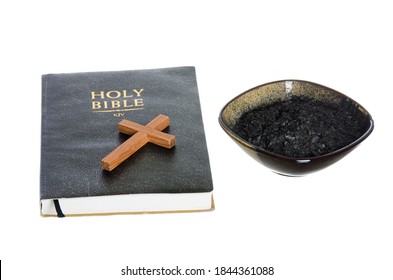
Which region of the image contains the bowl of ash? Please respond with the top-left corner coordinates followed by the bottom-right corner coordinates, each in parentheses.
top-left (219, 80), bottom-right (374, 176)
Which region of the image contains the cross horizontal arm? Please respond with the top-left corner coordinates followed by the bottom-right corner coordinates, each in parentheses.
top-left (101, 114), bottom-right (176, 171)
top-left (118, 119), bottom-right (175, 148)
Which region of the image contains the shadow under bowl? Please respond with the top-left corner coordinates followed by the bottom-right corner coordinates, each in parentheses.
top-left (219, 80), bottom-right (374, 176)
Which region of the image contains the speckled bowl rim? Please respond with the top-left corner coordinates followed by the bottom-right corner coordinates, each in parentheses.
top-left (219, 79), bottom-right (374, 162)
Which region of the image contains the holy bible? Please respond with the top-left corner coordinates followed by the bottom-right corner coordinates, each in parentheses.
top-left (40, 67), bottom-right (214, 217)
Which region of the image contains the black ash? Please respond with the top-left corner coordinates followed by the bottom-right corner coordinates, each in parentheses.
top-left (233, 96), bottom-right (366, 158)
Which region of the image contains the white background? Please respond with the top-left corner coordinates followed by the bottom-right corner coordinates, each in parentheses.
top-left (1, 1), bottom-right (392, 279)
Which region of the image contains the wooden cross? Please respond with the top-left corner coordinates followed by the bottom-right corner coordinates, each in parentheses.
top-left (101, 114), bottom-right (176, 171)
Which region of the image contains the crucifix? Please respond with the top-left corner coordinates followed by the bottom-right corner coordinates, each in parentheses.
top-left (101, 114), bottom-right (176, 171)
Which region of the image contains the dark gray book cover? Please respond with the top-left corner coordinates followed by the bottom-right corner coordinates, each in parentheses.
top-left (40, 66), bottom-right (214, 216)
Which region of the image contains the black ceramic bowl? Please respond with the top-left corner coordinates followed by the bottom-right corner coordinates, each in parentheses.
top-left (219, 80), bottom-right (374, 176)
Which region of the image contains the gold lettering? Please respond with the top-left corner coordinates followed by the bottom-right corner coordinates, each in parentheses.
top-left (122, 90), bottom-right (133, 98)
top-left (134, 98), bottom-right (144, 107)
top-left (92, 101), bottom-right (101, 109)
top-left (111, 100), bottom-right (121, 108)
top-left (123, 100), bottom-right (133, 108)
top-left (106, 90), bottom-right (121, 99)
top-left (91, 91), bottom-right (105, 99)
top-left (91, 89), bottom-right (145, 112)
top-left (133, 89), bottom-right (144, 97)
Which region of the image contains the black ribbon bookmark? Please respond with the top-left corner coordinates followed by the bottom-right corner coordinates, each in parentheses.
top-left (53, 199), bottom-right (65, 218)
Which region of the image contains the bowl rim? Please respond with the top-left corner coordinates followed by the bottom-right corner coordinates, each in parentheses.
top-left (219, 79), bottom-right (374, 161)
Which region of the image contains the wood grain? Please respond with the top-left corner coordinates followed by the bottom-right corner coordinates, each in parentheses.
top-left (101, 114), bottom-right (176, 171)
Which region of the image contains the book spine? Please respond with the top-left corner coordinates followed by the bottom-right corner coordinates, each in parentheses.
top-left (40, 75), bottom-right (48, 201)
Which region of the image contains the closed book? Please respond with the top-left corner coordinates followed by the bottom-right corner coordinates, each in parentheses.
top-left (40, 66), bottom-right (214, 217)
